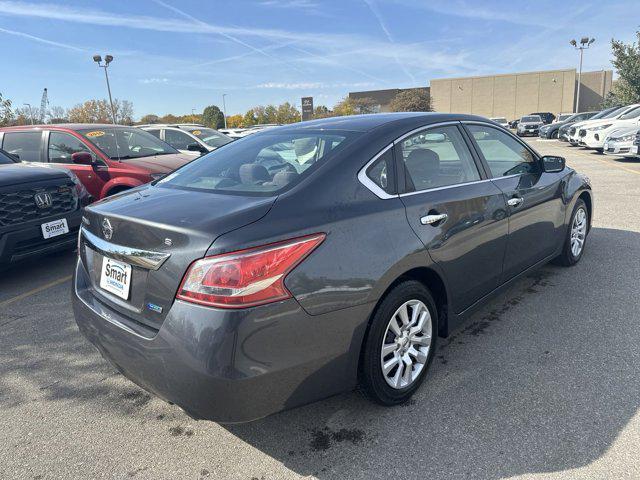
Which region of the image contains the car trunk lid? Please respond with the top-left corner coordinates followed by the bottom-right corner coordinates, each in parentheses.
top-left (79, 184), bottom-right (275, 330)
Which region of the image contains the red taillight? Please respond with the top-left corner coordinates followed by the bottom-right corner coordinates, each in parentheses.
top-left (176, 233), bottom-right (326, 308)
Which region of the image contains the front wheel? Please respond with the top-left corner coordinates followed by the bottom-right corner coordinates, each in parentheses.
top-left (359, 281), bottom-right (437, 405)
top-left (553, 199), bottom-right (589, 266)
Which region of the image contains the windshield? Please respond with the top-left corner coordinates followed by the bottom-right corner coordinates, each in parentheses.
top-left (557, 114), bottom-right (573, 122)
top-left (521, 116), bottom-right (542, 122)
top-left (184, 127), bottom-right (233, 148)
top-left (159, 130), bottom-right (355, 195)
top-left (619, 106), bottom-right (640, 120)
top-left (0, 149), bottom-right (17, 164)
top-left (78, 127), bottom-right (179, 160)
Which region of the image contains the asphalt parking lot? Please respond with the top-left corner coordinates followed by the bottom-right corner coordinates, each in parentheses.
top-left (1, 138), bottom-right (639, 480)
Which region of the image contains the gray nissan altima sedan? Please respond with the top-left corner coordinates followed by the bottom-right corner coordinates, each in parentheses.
top-left (72, 113), bottom-right (593, 423)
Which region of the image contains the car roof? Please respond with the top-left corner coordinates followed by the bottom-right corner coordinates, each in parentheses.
top-left (274, 112), bottom-right (492, 133)
top-left (0, 123), bottom-right (127, 131)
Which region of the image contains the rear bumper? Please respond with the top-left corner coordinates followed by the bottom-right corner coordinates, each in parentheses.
top-left (0, 210), bottom-right (81, 265)
top-left (72, 259), bottom-right (371, 423)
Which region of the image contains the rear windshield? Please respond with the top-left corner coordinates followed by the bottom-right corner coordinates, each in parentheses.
top-left (78, 127), bottom-right (179, 160)
top-left (521, 116), bottom-right (542, 122)
top-left (158, 130), bottom-right (355, 195)
top-left (184, 127), bottom-right (233, 148)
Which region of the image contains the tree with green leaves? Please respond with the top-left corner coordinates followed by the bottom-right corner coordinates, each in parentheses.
top-left (0, 92), bottom-right (13, 126)
top-left (602, 30), bottom-right (640, 107)
top-left (276, 102), bottom-right (300, 124)
top-left (202, 105), bottom-right (225, 129)
top-left (389, 89), bottom-right (432, 112)
top-left (139, 114), bottom-right (160, 124)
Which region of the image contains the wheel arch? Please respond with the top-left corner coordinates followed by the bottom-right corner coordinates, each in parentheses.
top-left (100, 178), bottom-right (144, 198)
top-left (578, 190), bottom-right (593, 231)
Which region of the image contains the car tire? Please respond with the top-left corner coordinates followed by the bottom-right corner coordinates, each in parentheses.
top-left (553, 199), bottom-right (589, 267)
top-left (359, 280), bottom-right (437, 406)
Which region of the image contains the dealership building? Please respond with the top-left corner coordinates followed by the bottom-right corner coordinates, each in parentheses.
top-left (349, 68), bottom-right (613, 121)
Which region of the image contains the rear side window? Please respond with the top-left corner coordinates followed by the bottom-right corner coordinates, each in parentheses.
top-left (399, 125), bottom-right (480, 192)
top-left (48, 131), bottom-right (92, 163)
top-left (164, 129), bottom-right (194, 150)
top-left (2, 131), bottom-right (42, 162)
top-left (145, 129), bottom-right (161, 139)
top-left (159, 131), bottom-right (354, 195)
top-left (467, 124), bottom-right (538, 177)
top-left (366, 148), bottom-right (396, 195)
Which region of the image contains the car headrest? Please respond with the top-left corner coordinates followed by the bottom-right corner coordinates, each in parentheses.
top-left (405, 148), bottom-right (440, 177)
top-left (239, 163), bottom-right (270, 184)
top-left (271, 170), bottom-right (299, 187)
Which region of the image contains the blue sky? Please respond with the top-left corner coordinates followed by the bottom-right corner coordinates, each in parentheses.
top-left (0, 0), bottom-right (637, 119)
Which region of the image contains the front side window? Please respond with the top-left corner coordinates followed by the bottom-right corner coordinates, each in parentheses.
top-left (48, 131), bottom-right (92, 163)
top-left (185, 128), bottom-right (233, 148)
top-left (159, 131), bottom-right (353, 195)
top-left (618, 106), bottom-right (640, 120)
top-left (145, 129), bottom-right (161, 139)
top-left (467, 124), bottom-right (538, 177)
top-left (399, 125), bottom-right (480, 192)
top-left (164, 129), bottom-right (195, 150)
top-left (2, 131), bottom-right (42, 162)
top-left (78, 127), bottom-right (178, 160)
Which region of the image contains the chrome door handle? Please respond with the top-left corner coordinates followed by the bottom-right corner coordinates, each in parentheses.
top-left (507, 197), bottom-right (524, 207)
top-left (420, 213), bottom-right (448, 225)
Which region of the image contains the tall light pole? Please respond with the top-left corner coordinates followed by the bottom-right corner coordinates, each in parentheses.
top-left (23, 103), bottom-right (34, 125)
top-left (570, 37), bottom-right (595, 113)
top-left (93, 54), bottom-right (117, 124)
top-left (222, 94), bottom-right (228, 129)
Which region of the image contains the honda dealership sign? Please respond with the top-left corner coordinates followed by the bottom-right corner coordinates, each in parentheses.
top-left (301, 97), bottom-right (314, 121)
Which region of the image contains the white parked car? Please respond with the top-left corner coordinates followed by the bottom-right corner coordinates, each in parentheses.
top-left (603, 126), bottom-right (640, 157)
top-left (139, 124), bottom-right (233, 155)
top-left (578, 104), bottom-right (640, 150)
top-left (516, 115), bottom-right (544, 136)
top-left (489, 117), bottom-right (509, 129)
top-left (554, 113), bottom-right (574, 123)
top-left (568, 105), bottom-right (636, 146)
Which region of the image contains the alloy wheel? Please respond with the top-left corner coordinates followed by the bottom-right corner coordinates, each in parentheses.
top-left (380, 299), bottom-right (432, 389)
top-left (571, 207), bottom-right (587, 257)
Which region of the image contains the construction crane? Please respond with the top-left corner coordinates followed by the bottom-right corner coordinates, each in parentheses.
top-left (38, 88), bottom-right (49, 123)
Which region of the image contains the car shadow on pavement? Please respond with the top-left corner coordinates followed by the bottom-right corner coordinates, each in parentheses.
top-left (223, 226), bottom-right (640, 479)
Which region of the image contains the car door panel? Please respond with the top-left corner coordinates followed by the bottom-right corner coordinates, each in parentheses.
top-left (464, 123), bottom-right (565, 282)
top-left (396, 124), bottom-right (508, 314)
top-left (401, 183), bottom-right (508, 313)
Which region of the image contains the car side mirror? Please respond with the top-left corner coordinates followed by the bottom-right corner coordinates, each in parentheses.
top-left (187, 143), bottom-right (206, 153)
top-left (541, 155), bottom-right (565, 173)
top-left (72, 151), bottom-right (95, 165)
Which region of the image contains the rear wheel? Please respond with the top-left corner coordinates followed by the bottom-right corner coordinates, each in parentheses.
top-left (360, 281), bottom-right (437, 405)
top-left (553, 199), bottom-right (588, 266)
top-left (551, 130), bottom-right (559, 139)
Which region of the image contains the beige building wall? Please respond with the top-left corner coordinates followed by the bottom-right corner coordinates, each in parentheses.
top-left (430, 68), bottom-right (610, 120)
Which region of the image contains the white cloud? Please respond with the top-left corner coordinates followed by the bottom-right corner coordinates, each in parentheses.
top-left (0, 26), bottom-right (85, 51)
top-left (255, 81), bottom-right (375, 89)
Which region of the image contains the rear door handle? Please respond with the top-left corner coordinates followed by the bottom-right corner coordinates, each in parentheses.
top-left (507, 197), bottom-right (524, 207)
top-left (420, 213), bottom-right (448, 225)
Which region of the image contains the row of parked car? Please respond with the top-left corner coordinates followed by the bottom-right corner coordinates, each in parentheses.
top-left (491, 105), bottom-right (640, 158)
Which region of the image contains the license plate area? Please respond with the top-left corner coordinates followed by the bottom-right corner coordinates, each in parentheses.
top-left (41, 218), bottom-right (69, 239)
top-left (100, 256), bottom-right (132, 300)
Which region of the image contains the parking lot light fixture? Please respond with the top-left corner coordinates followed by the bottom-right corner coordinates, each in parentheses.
top-left (93, 54), bottom-right (117, 124)
top-left (23, 103), bottom-right (34, 125)
top-left (222, 94), bottom-right (228, 129)
top-left (570, 37), bottom-right (595, 113)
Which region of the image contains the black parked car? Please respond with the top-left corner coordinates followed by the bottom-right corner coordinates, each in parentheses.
top-left (0, 148), bottom-right (88, 267)
top-left (530, 112), bottom-right (555, 124)
top-left (539, 111), bottom-right (597, 139)
top-left (72, 113), bottom-right (593, 423)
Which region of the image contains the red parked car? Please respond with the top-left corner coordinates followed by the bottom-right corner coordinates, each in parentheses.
top-left (0, 124), bottom-right (194, 200)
